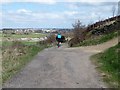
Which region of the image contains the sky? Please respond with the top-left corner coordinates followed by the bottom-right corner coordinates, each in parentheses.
top-left (0, 0), bottom-right (120, 29)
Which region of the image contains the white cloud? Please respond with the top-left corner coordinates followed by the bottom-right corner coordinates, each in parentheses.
top-left (1, 0), bottom-right (119, 4)
top-left (0, 0), bottom-right (56, 4)
top-left (25, 0), bottom-right (56, 4)
top-left (63, 11), bottom-right (78, 16)
top-left (68, 3), bottom-right (79, 9)
top-left (2, 0), bottom-right (119, 28)
top-left (90, 12), bottom-right (98, 18)
top-left (0, 0), bottom-right (10, 3)
top-left (2, 6), bottom-right (113, 26)
top-left (16, 9), bottom-right (32, 15)
top-left (32, 13), bottom-right (62, 19)
top-left (3, 9), bottom-right (65, 23)
top-left (0, 11), bottom-right (2, 25)
top-left (4, 8), bottom-right (80, 22)
top-left (0, 11), bottom-right (2, 17)
top-left (65, 0), bottom-right (119, 2)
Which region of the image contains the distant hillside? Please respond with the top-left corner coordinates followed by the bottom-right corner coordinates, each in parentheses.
top-left (86, 15), bottom-right (120, 32)
top-left (86, 15), bottom-right (120, 36)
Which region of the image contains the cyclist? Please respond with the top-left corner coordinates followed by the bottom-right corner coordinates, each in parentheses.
top-left (56, 33), bottom-right (62, 48)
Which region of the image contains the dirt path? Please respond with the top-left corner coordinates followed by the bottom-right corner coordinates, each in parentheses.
top-left (66, 37), bottom-right (118, 53)
top-left (3, 38), bottom-right (118, 88)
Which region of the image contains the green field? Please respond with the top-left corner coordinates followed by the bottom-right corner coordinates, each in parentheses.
top-left (1, 33), bottom-right (47, 38)
top-left (0, 33), bottom-right (47, 49)
top-left (2, 41), bottom-right (37, 48)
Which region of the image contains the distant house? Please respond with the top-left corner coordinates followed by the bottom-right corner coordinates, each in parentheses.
top-left (2, 28), bottom-right (35, 35)
top-left (2, 28), bottom-right (15, 34)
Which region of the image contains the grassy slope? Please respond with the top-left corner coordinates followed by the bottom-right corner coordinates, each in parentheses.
top-left (2, 41), bottom-right (48, 83)
top-left (78, 32), bottom-right (118, 46)
top-left (91, 43), bottom-right (120, 88)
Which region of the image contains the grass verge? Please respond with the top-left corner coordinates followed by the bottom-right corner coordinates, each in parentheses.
top-left (2, 41), bottom-right (48, 83)
top-left (90, 43), bottom-right (120, 88)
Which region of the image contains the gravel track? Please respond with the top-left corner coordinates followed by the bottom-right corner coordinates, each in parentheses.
top-left (3, 38), bottom-right (118, 88)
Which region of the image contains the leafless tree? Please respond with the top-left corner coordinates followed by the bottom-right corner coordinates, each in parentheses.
top-left (72, 20), bottom-right (86, 43)
top-left (46, 34), bottom-right (56, 44)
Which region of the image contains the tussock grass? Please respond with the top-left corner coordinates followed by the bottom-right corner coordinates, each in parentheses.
top-left (2, 41), bottom-right (48, 83)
